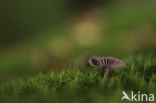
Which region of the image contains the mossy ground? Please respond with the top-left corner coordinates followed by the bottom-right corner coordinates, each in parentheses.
top-left (0, 54), bottom-right (156, 103)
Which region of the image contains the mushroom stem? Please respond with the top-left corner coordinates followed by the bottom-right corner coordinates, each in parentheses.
top-left (101, 66), bottom-right (109, 77)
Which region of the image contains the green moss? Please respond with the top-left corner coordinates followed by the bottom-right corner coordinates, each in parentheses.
top-left (0, 55), bottom-right (156, 103)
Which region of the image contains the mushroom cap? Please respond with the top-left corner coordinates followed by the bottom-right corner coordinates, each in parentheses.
top-left (89, 56), bottom-right (125, 68)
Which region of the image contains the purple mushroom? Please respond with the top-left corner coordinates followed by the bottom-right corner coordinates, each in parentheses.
top-left (89, 56), bottom-right (125, 77)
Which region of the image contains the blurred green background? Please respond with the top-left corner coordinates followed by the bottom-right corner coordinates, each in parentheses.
top-left (0, 0), bottom-right (156, 83)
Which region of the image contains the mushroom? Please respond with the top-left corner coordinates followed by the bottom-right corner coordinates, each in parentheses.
top-left (89, 56), bottom-right (125, 77)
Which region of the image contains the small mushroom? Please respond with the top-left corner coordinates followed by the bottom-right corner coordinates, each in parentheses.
top-left (89, 56), bottom-right (125, 77)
